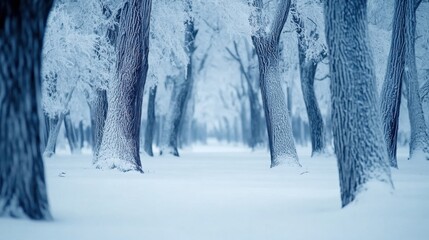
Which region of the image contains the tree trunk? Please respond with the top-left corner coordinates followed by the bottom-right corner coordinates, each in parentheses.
top-left (64, 113), bottom-right (80, 154)
top-left (89, 88), bottom-right (108, 159)
top-left (250, 0), bottom-right (299, 168)
top-left (248, 87), bottom-right (264, 148)
top-left (240, 98), bottom-right (250, 145)
top-left (291, 4), bottom-right (326, 156)
top-left (0, 0), bottom-right (53, 220)
top-left (404, 0), bottom-right (429, 160)
top-left (380, 0), bottom-right (406, 167)
top-left (41, 115), bottom-right (50, 151)
top-left (253, 37), bottom-right (299, 167)
top-left (144, 85), bottom-right (157, 156)
top-left (160, 9), bottom-right (197, 157)
top-left (324, 0), bottom-right (393, 207)
top-left (298, 58), bottom-right (325, 156)
top-left (97, 0), bottom-right (152, 172)
top-left (43, 114), bottom-right (64, 158)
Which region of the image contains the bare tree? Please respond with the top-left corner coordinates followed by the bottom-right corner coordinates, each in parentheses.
top-left (226, 40), bottom-right (265, 149)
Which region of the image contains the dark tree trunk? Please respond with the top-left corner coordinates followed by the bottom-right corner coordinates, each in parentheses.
top-left (247, 84), bottom-right (264, 148)
top-left (64, 113), bottom-right (80, 154)
top-left (0, 0), bottom-right (53, 220)
top-left (239, 98), bottom-right (250, 145)
top-left (161, 6), bottom-right (197, 157)
top-left (324, 0), bottom-right (393, 207)
top-left (43, 114), bottom-right (64, 158)
top-left (179, 96), bottom-right (195, 148)
top-left (298, 55), bottom-right (325, 156)
top-left (41, 115), bottom-right (50, 151)
top-left (291, 5), bottom-right (326, 156)
top-left (97, 0), bottom-right (152, 172)
top-left (77, 121), bottom-right (84, 149)
top-left (89, 89), bottom-right (108, 159)
top-left (380, 0), bottom-right (406, 167)
top-left (144, 85), bottom-right (157, 156)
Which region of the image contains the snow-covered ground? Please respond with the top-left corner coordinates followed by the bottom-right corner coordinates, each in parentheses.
top-left (1, 143), bottom-right (428, 240)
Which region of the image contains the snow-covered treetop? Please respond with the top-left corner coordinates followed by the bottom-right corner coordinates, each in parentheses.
top-left (42, 0), bottom-right (115, 123)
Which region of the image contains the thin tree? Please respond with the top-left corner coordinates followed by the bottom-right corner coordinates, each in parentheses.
top-left (324, 0), bottom-right (393, 207)
top-left (226, 40), bottom-right (265, 149)
top-left (250, 0), bottom-right (300, 167)
top-left (291, 4), bottom-right (327, 157)
top-left (160, 0), bottom-right (197, 156)
top-left (89, 88), bottom-right (108, 159)
top-left (97, 0), bottom-right (152, 171)
top-left (0, 0), bottom-right (53, 219)
top-left (379, 0), bottom-right (406, 168)
top-left (144, 85), bottom-right (157, 156)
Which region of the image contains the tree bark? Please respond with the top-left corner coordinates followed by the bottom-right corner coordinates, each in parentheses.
top-left (144, 85), bottom-right (157, 156)
top-left (298, 59), bottom-right (325, 156)
top-left (251, 0), bottom-right (300, 167)
top-left (404, 0), bottom-right (429, 160)
top-left (97, 0), bottom-right (152, 172)
top-left (324, 0), bottom-right (393, 207)
top-left (380, 0), bottom-right (406, 168)
top-left (0, 0), bottom-right (53, 220)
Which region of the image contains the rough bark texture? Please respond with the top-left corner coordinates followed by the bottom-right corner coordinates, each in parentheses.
top-left (404, 0), bottom-right (429, 160)
top-left (380, 0), bottom-right (406, 168)
top-left (97, 0), bottom-right (152, 172)
top-left (89, 89), bottom-right (108, 159)
top-left (160, 5), bottom-right (197, 157)
top-left (0, 0), bottom-right (53, 219)
top-left (251, 0), bottom-right (300, 167)
top-left (144, 85), bottom-right (157, 156)
top-left (324, 0), bottom-right (393, 207)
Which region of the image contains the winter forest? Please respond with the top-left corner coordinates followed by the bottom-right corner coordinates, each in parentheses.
top-left (1, 0), bottom-right (429, 239)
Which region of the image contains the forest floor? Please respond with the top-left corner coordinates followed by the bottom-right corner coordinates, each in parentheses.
top-left (1, 142), bottom-right (428, 240)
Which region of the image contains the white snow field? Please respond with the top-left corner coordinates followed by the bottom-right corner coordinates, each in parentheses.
top-left (1, 143), bottom-right (428, 240)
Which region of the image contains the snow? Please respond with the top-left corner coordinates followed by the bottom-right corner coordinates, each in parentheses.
top-left (1, 144), bottom-right (428, 240)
